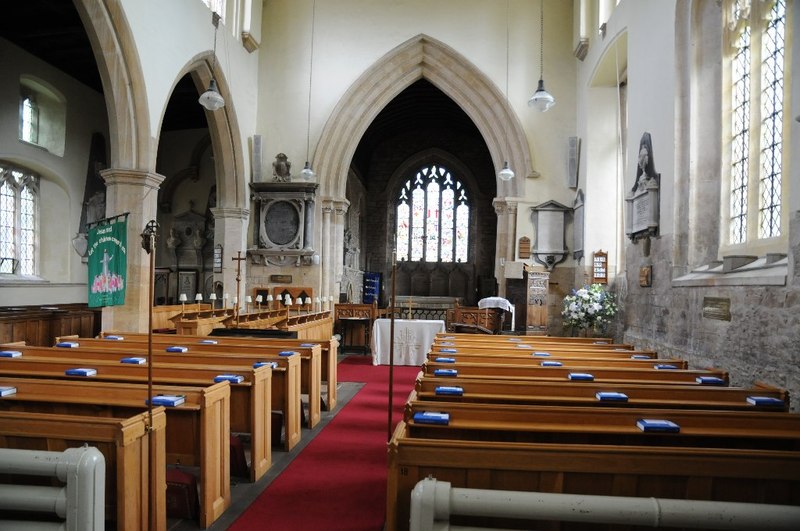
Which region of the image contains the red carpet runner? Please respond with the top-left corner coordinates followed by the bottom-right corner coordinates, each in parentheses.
top-left (230, 356), bottom-right (421, 531)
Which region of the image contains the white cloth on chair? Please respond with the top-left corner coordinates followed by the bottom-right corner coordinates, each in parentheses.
top-left (477, 297), bottom-right (515, 332)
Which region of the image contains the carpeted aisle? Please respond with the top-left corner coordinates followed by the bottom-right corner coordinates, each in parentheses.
top-left (229, 356), bottom-right (421, 531)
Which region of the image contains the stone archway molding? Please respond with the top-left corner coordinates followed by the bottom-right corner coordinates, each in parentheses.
top-left (314, 34), bottom-right (532, 199)
top-left (74, 0), bottom-right (151, 170)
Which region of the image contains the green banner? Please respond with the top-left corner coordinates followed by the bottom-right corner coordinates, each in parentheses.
top-left (87, 218), bottom-right (127, 307)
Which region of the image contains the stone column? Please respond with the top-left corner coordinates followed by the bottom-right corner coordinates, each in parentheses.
top-left (493, 198), bottom-right (514, 297)
top-left (211, 206), bottom-right (250, 310)
top-left (333, 199), bottom-right (349, 297)
top-left (320, 200), bottom-right (334, 302)
top-left (100, 168), bottom-right (164, 332)
top-left (303, 196), bottom-right (316, 251)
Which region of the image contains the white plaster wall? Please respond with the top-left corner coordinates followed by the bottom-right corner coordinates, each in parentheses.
top-left (0, 38), bottom-right (109, 303)
top-left (258, 0), bottom-right (576, 202)
top-left (119, 0), bottom-right (260, 172)
top-left (575, 0), bottom-right (679, 277)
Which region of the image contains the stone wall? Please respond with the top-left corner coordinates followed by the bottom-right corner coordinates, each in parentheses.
top-left (622, 213), bottom-right (800, 411)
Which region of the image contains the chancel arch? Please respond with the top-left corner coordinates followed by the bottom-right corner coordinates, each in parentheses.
top-left (315, 34), bottom-right (532, 299)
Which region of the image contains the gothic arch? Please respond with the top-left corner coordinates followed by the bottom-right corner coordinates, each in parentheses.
top-left (73, 0), bottom-right (151, 170)
top-left (314, 34), bottom-right (532, 199)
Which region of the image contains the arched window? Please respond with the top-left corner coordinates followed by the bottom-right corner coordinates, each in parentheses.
top-left (19, 92), bottom-right (39, 144)
top-left (725, 0), bottom-right (786, 247)
top-left (0, 164), bottom-right (39, 275)
top-left (395, 163), bottom-right (469, 263)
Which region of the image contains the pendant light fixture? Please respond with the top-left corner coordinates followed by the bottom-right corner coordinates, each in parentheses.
top-left (300, 1), bottom-right (317, 181)
top-left (498, 0), bottom-right (515, 182)
top-left (199, 12), bottom-right (225, 111)
top-left (528, 0), bottom-right (555, 112)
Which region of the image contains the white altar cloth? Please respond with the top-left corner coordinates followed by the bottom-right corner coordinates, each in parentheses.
top-left (478, 297), bottom-right (515, 332)
top-left (371, 318), bottom-right (446, 366)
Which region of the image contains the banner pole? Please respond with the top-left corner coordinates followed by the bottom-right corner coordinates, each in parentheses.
top-left (141, 220), bottom-right (158, 531)
top-left (387, 251), bottom-right (397, 442)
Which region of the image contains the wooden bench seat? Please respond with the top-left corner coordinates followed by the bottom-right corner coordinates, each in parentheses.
top-left (403, 400), bottom-right (800, 450)
top-left (431, 342), bottom-right (658, 358)
top-left (414, 375), bottom-right (790, 411)
top-left (2, 344), bottom-right (297, 451)
top-left (386, 422), bottom-right (800, 531)
top-left (57, 335), bottom-right (320, 428)
top-left (100, 331), bottom-right (339, 411)
top-left (436, 332), bottom-right (618, 345)
top-left (0, 408), bottom-right (167, 531)
top-left (422, 359), bottom-right (729, 385)
top-left (427, 351), bottom-right (689, 369)
top-left (0, 376), bottom-right (232, 527)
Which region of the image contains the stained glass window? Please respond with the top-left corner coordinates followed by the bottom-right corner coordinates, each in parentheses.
top-left (0, 164), bottom-right (38, 275)
top-left (395, 164), bottom-right (469, 263)
top-left (726, 0), bottom-right (786, 245)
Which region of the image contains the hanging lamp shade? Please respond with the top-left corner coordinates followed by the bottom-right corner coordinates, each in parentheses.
top-left (300, 162), bottom-right (316, 180)
top-left (528, 79), bottom-right (555, 112)
top-left (199, 78), bottom-right (225, 111)
top-left (498, 161), bottom-right (515, 181)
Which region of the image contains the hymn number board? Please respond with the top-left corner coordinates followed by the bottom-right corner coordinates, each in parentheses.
top-left (592, 250), bottom-right (608, 284)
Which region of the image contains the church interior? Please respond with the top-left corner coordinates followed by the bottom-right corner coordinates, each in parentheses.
top-left (0, 0), bottom-right (799, 529)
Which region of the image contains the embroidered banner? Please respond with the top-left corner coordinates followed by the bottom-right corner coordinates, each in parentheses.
top-left (87, 218), bottom-right (127, 307)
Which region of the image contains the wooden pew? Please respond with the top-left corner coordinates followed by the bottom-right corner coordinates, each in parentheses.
top-left (427, 351), bottom-right (689, 369)
top-left (422, 359), bottom-right (729, 386)
top-left (63, 334), bottom-right (322, 427)
top-left (436, 333), bottom-right (625, 348)
top-left (414, 375), bottom-right (790, 411)
top-left (171, 308), bottom-right (235, 335)
top-left (100, 330), bottom-right (339, 411)
top-left (228, 307), bottom-right (290, 329)
top-left (386, 422), bottom-right (800, 531)
top-left (53, 337), bottom-right (317, 429)
top-left (403, 400), bottom-right (800, 449)
top-left (0, 376), bottom-right (233, 527)
top-left (0, 352), bottom-right (284, 461)
top-left (152, 304), bottom-right (210, 332)
top-left (0, 408), bottom-right (167, 531)
top-left (280, 310), bottom-right (334, 340)
top-left (432, 343), bottom-right (656, 358)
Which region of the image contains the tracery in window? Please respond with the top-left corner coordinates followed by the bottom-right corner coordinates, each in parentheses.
top-left (0, 164), bottom-right (38, 275)
top-left (726, 0), bottom-right (786, 246)
top-left (395, 164), bottom-right (469, 263)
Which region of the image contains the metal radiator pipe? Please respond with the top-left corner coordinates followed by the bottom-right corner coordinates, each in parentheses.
top-left (0, 485), bottom-right (66, 515)
top-left (410, 477), bottom-right (800, 531)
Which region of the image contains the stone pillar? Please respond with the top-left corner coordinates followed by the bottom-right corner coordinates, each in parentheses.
top-left (493, 198), bottom-right (516, 297)
top-left (303, 196), bottom-right (315, 251)
top-left (320, 200), bottom-right (334, 302)
top-left (100, 168), bottom-right (165, 332)
top-left (333, 199), bottom-right (349, 297)
top-left (211, 207), bottom-right (250, 310)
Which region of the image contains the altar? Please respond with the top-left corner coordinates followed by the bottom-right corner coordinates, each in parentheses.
top-left (371, 318), bottom-right (445, 366)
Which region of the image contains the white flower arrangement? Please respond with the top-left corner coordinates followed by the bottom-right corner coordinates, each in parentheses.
top-left (561, 284), bottom-right (618, 334)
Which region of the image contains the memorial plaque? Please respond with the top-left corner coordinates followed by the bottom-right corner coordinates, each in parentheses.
top-left (264, 200), bottom-right (300, 246)
top-left (631, 190), bottom-right (650, 234)
top-left (702, 297), bottom-right (731, 321)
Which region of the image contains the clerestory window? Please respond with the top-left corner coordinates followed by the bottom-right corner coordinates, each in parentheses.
top-left (395, 164), bottom-right (469, 263)
top-left (0, 164), bottom-right (38, 276)
top-left (725, 0), bottom-right (787, 247)
top-left (19, 91), bottom-right (39, 145)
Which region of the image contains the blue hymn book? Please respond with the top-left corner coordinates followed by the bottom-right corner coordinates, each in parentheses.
top-left (214, 374), bottom-right (244, 384)
top-left (636, 419), bottom-right (680, 433)
top-left (434, 386), bottom-right (464, 396)
top-left (147, 395), bottom-right (185, 407)
top-left (65, 368), bottom-right (97, 376)
top-left (413, 411), bottom-right (450, 425)
top-left (166, 346), bottom-right (188, 353)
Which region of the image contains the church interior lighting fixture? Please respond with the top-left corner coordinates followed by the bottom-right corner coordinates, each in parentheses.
top-left (528, 0), bottom-right (555, 111)
top-left (300, 1), bottom-right (317, 180)
top-left (498, 0), bottom-right (515, 182)
top-left (198, 12), bottom-right (225, 111)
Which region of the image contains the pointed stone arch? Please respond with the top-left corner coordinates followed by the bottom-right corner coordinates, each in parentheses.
top-left (315, 34), bottom-right (532, 199)
top-left (73, 0), bottom-right (151, 170)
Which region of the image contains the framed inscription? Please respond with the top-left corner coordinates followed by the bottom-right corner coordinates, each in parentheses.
top-left (213, 244), bottom-right (223, 273)
top-left (703, 297), bottom-right (731, 321)
top-left (639, 265), bottom-right (652, 287)
top-left (592, 251), bottom-right (608, 284)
